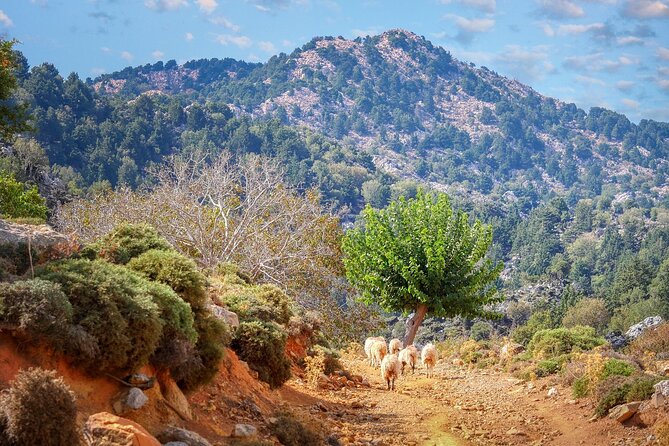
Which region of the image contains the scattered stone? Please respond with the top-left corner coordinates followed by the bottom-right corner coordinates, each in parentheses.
top-left (233, 424), bottom-right (258, 438)
top-left (84, 412), bottom-right (161, 446)
top-left (605, 331), bottom-right (629, 351)
top-left (500, 342), bottom-right (525, 360)
top-left (351, 400), bottom-right (364, 409)
top-left (208, 304), bottom-right (240, 328)
top-left (654, 380), bottom-right (669, 397)
top-left (158, 371), bottom-right (193, 421)
top-left (547, 387), bottom-right (558, 397)
top-left (651, 392), bottom-right (665, 409)
top-left (156, 427), bottom-right (211, 446)
top-left (506, 427), bottom-right (526, 436)
top-left (318, 374), bottom-right (332, 389)
top-left (164, 443), bottom-right (189, 446)
top-left (625, 316), bottom-right (662, 339)
top-left (112, 387), bottom-right (148, 415)
top-left (608, 402), bottom-right (641, 423)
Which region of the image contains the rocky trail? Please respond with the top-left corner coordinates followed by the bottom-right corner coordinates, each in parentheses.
top-left (280, 357), bottom-right (657, 446)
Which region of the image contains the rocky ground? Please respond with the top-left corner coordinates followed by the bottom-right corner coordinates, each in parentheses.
top-left (279, 356), bottom-right (663, 446)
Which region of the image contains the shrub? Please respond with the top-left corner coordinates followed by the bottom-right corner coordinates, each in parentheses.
top-left (459, 339), bottom-right (483, 364)
top-left (81, 223), bottom-right (172, 265)
top-left (232, 321), bottom-right (291, 388)
top-left (595, 376), bottom-right (660, 417)
top-left (562, 299), bottom-right (610, 334)
top-left (600, 358), bottom-right (635, 379)
top-left (304, 348), bottom-right (326, 388)
top-left (0, 174), bottom-right (47, 221)
top-left (128, 249), bottom-right (207, 308)
top-left (269, 412), bottom-right (322, 446)
top-left (310, 345), bottom-right (341, 375)
top-left (595, 382), bottom-right (630, 417)
top-left (528, 326), bottom-right (605, 359)
top-left (625, 377), bottom-right (657, 402)
top-left (36, 259), bottom-right (163, 373)
top-left (171, 311), bottom-right (229, 391)
top-left (510, 311), bottom-right (553, 346)
top-left (221, 284), bottom-right (294, 326)
top-left (470, 321), bottom-right (493, 341)
top-left (0, 367), bottom-right (79, 445)
top-left (572, 376), bottom-right (588, 398)
top-left (535, 359), bottom-right (560, 377)
top-left (0, 242), bottom-right (36, 277)
top-left (655, 418), bottom-right (669, 446)
top-left (628, 322), bottom-right (669, 357)
top-left (0, 279), bottom-right (72, 343)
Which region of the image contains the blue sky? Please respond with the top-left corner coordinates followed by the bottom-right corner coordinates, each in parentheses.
top-left (1, 0), bottom-right (668, 123)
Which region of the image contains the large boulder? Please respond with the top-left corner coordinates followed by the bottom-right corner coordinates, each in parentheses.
top-left (500, 341), bottom-right (524, 361)
top-left (156, 427), bottom-right (211, 446)
top-left (605, 331), bottom-right (629, 351)
top-left (232, 424), bottom-right (258, 438)
top-left (112, 388), bottom-right (149, 415)
top-left (608, 402), bottom-right (641, 423)
top-left (208, 304), bottom-right (239, 329)
top-left (157, 371), bottom-right (193, 421)
top-left (625, 316), bottom-right (663, 339)
top-left (83, 412), bottom-right (161, 446)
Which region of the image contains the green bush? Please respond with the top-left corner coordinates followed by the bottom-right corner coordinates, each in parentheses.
top-left (562, 298), bottom-right (610, 334)
top-left (81, 223), bottom-right (172, 265)
top-left (535, 359), bottom-right (560, 377)
top-left (269, 412), bottom-right (322, 446)
top-left (0, 242), bottom-right (36, 277)
top-left (470, 321), bottom-right (493, 341)
top-left (222, 284), bottom-right (294, 325)
top-left (625, 378), bottom-right (657, 402)
top-left (0, 279), bottom-right (72, 343)
top-left (0, 367), bottom-right (79, 445)
top-left (0, 174), bottom-right (47, 221)
top-left (572, 376), bottom-right (589, 398)
top-left (510, 311), bottom-right (553, 346)
top-left (595, 382), bottom-right (630, 417)
top-left (128, 249), bottom-right (207, 308)
top-left (36, 259), bottom-right (163, 373)
top-left (171, 311), bottom-right (229, 391)
top-left (601, 358), bottom-right (635, 379)
top-left (528, 326), bottom-right (605, 359)
top-left (232, 321), bottom-right (291, 389)
top-left (608, 298), bottom-right (669, 333)
top-left (595, 376), bottom-right (661, 417)
top-left (629, 322), bottom-right (669, 356)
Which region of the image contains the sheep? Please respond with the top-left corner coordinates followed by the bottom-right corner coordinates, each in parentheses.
top-left (370, 339), bottom-right (388, 368)
top-left (421, 343), bottom-right (438, 378)
top-left (364, 336), bottom-right (385, 365)
top-left (388, 338), bottom-right (402, 355)
top-left (398, 344), bottom-right (418, 375)
top-left (380, 353), bottom-right (401, 390)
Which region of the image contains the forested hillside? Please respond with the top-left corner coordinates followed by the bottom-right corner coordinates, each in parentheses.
top-left (3, 29), bottom-right (669, 336)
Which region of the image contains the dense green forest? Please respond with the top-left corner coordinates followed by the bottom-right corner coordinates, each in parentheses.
top-left (2, 30), bottom-right (669, 339)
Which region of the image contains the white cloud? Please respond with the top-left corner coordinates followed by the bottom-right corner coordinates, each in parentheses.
top-left (152, 50), bottom-right (165, 59)
top-left (658, 47), bottom-right (669, 61)
top-left (101, 46), bottom-right (112, 53)
top-left (556, 23), bottom-right (605, 35)
top-left (121, 51), bottom-right (134, 61)
top-left (622, 0), bottom-right (669, 18)
top-left (537, 0), bottom-right (584, 18)
top-left (615, 80), bottom-right (635, 91)
top-left (215, 34), bottom-right (253, 48)
top-left (455, 45), bottom-right (554, 82)
top-left (659, 78), bottom-right (669, 91)
top-left (440, 0), bottom-right (496, 13)
top-left (185, 32), bottom-right (194, 41)
top-left (617, 36), bottom-right (645, 45)
top-left (144, 0), bottom-right (188, 11)
top-left (445, 15), bottom-right (495, 33)
top-left (208, 15), bottom-right (240, 32)
top-left (281, 39), bottom-right (294, 47)
top-left (659, 67), bottom-right (669, 76)
top-left (352, 28), bottom-right (381, 38)
top-left (254, 4), bottom-right (272, 12)
top-left (258, 41), bottom-right (277, 54)
top-left (91, 67), bottom-right (106, 75)
top-left (195, 0), bottom-right (218, 13)
top-left (575, 74), bottom-right (606, 86)
top-left (622, 98), bottom-right (640, 109)
top-left (0, 10), bottom-right (13, 27)
top-left (539, 22), bottom-right (555, 36)
top-left (563, 53), bottom-right (637, 72)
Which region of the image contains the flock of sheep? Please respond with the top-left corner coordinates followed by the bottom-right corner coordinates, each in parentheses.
top-left (363, 337), bottom-right (438, 391)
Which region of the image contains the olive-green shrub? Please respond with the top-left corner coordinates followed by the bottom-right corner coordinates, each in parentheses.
top-left (528, 326), bottom-right (605, 359)
top-left (221, 283), bottom-right (294, 326)
top-left (269, 412), bottom-right (322, 446)
top-left (232, 320), bottom-right (291, 388)
top-left (128, 249), bottom-right (207, 309)
top-left (81, 223), bottom-right (172, 264)
top-left (562, 298), bottom-right (610, 334)
top-left (470, 321), bottom-right (493, 341)
top-left (510, 311), bottom-right (553, 346)
top-left (0, 367), bottom-right (79, 446)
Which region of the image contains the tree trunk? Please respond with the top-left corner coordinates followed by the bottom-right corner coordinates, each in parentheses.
top-left (403, 303), bottom-right (429, 346)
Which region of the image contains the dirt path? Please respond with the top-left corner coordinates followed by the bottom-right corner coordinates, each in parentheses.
top-left (280, 357), bottom-right (655, 446)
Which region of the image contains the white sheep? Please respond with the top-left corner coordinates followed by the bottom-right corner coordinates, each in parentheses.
top-left (380, 353), bottom-right (401, 390)
top-left (388, 338), bottom-right (402, 355)
top-left (370, 339), bottom-right (388, 368)
top-left (364, 336), bottom-right (385, 365)
top-left (421, 343), bottom-right (438, 378)
top-left (398, 344), bottom-right (418, 375)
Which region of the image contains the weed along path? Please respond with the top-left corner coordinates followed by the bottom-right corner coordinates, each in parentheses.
top-left (280, 356), bottom-right (654, 446)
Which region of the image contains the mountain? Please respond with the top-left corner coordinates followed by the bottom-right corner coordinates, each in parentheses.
top-left (89, 29), bottom-right (669, 208)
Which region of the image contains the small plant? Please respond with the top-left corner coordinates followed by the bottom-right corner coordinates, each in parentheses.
top-left (628, 322), bottom-right (669, 357)
top-left (655, 417), bottom-right (669, 446)
top-left (81, 223), bottom-right (172, 265)
top-left (470, 321), bottom-right (493, 341)
top-left (562, 298), bottom-right (610, 334)
top-left (459, 339), bottom-right (483, 364)
top-left (0, 174), bottom-right (47, 221)
top-left (572, 376), bottom-right (589, 398)
top-left (0, 367), bottom-right (80, 445)
top-left (595, 382), bottom-right (631, 417)
top-left (304, 348), bottom-right (326, 388)
top-left (221, 284), bottom-right (294, 326)
top-left (594, 376), bottom-right (661, 417)
top-left (231, 320), bottom-right (291, 388)
top-left (510, 311), bottom-right (553, 346)
top-left (600, 358), bottom-right (635, 379)
top-left (527, 326), bottom-right (605, 359)
top-left (269, 412), bottom-right (322, 446)
top-left (535, 359), bottom-right (560, 377)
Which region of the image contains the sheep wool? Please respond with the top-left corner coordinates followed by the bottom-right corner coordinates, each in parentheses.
top-left (370, 340), bottom-right (388, 368)
top-left (380, 353), bottom-right (401, 390)
top-left (421, 343), bottom-right (438, 378)
top-left (398, 344), bottom-right (418, 375)
top-left (388, 338), bottom-right (402, 355)
top-left (364, 336), bottom-right (385, 366)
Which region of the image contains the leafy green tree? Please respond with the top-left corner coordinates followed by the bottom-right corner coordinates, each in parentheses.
top-left (0, 39), bottom-right (30, 143)
top-left (342, 191), bottom-right (502, 345)
top-left (0, 173), bottom-right (47, 220)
